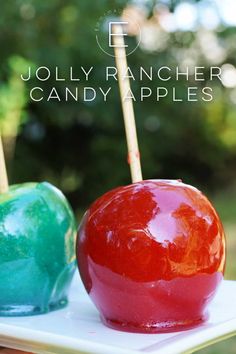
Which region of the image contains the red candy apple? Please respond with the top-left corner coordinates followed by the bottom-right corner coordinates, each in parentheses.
top-left (76, 179), bottom-right (225, 333)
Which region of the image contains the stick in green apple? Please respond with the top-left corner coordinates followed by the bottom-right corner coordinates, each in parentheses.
top-left (112, 23), bottom-right (143, 183)
top-left (0, 136), bottom-right (8, 193)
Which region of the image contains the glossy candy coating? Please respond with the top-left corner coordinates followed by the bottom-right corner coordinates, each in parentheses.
top-left (0, 182), bottom-right (76, 316)
top-left (77, 180), bottom-right (225, 333)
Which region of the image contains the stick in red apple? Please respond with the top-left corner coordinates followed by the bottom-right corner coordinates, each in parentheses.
top-left (76, 21), bottom-right (226, 334)
top-left (0, 136), bottom-right (9, 193)
top-left (112, 23), bottom-right (142, 183)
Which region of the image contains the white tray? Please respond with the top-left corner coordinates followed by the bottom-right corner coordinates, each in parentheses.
top-left (0, 271), bottom-right (236, 354)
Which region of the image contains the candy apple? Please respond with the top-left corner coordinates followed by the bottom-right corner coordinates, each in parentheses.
top-left (0, 182), bottom-right (76, 316)
top-left (77, 179), bottom-right (225, 333)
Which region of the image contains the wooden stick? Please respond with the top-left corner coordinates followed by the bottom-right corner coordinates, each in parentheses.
top-left (0, 136), bottom-right (9, 193)
top-left (112, 23), bottom-right (143, 183)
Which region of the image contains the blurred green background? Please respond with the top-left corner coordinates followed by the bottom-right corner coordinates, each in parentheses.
top-left (0, 0), bottom-right (236, 352)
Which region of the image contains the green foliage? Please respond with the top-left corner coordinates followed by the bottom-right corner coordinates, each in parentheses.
top-left (0, 0), bottom-right (235, 211)
top-left (0, 56), bottom-right (30, 135)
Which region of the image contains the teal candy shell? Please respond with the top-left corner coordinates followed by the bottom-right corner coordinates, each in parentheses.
top-left (0, 182), bottom-right (77, 316)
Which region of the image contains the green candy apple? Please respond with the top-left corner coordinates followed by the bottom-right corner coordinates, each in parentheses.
top-left (0, 182), bottom-right (76, 316)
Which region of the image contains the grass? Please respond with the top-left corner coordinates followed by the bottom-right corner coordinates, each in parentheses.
top-left (196, 187), bottom-right (236, 354)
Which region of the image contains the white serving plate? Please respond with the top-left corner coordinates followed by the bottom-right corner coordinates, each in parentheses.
top-left (0, 271), bottom-right (236, 354)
